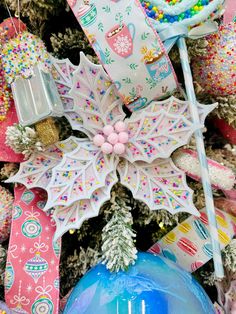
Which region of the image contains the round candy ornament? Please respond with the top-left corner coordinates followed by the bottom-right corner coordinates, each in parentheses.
top-left (63, 252), bottom-right (215, 314)
top-left (140, 0), bottom-right (224, 29)
top-left (192, 22), bottom-right (236, 96)
top-left (0, 186), bottom-right (13, 243)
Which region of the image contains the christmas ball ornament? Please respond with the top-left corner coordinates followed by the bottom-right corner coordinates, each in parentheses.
top-left (192, 23), bottom-right (236, 96)
top-left (0, 186), bottom-right (13, 243)
top-left (63, 253), bottom-right (214, 314)
top-left (24, 253), bottom-right (48, 283)
top-left (214, 118), bottom-right (236, 145)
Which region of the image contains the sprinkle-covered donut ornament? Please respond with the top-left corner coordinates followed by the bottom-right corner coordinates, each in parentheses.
top-left (140, 0), bottom-right (224, 30)
top-left (173, 148), bottom-right (235, 191)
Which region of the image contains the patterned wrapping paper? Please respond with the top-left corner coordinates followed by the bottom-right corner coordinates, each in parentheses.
top-left (5, 185), bottom-right (61, 314)
top-left (149, 208), bottom-right (236, 272)
top-left (67, 0), bottom-right (177, 111)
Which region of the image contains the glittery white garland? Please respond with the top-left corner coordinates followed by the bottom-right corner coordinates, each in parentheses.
top-left (173, 148), bottom-right (235, 191)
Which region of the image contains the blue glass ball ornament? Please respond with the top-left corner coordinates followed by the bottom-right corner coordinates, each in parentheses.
top-left (63, 252), bottom-right (215, 314)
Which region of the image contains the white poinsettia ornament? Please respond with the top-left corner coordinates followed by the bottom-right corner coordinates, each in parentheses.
top-left (8, 53), bottom-right (216, 240)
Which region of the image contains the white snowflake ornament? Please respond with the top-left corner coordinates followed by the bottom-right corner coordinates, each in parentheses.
top-left (8, 53), bottom-right (217, 240)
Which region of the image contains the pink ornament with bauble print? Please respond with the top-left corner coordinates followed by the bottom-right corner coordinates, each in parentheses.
top-left (106, 23), bottom-right (135, 58)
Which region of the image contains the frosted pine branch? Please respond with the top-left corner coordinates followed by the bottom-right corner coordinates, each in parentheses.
top-left (5, 124), bottom-right (44, 158)
top-left (101, 195), bottom-right (137, 272)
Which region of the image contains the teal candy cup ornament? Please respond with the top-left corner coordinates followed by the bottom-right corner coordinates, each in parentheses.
top-left (141, 0), bottom-right (225, 279)
top-left (63, 253), bottom-right (215, 314)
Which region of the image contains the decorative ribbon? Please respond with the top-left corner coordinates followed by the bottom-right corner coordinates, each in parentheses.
top-left (154, 20), bottom-right (218, 52)
top-left (223, 0), bottom-right (236, 24)
top-left (149, 208), bottom-right (236, 273)
top-left (67, 0), bottom-right (177, 111)
top-left (5, 185), bottom-right (61, 314)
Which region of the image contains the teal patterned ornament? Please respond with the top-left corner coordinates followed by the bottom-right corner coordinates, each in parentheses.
top-left (5, 261), bottom-right (14, 291)
top-left (21, 190), bottom-right (35, 204)
top-left (24, 253), bottom-right (48, 283)
top-left (13, 205), bottom-right (22, 220)
top-left (32, 297), bottom-right (54, 314)
top-left (22, 219), bottom-right (42, 238)
top-left (53, 239), bottom-right (60, 258)
top-left (54, 277), bottom-right (60, 290)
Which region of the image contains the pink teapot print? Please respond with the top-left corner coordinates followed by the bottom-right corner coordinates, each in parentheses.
top-left (106, 23), bottom-right (135, 58)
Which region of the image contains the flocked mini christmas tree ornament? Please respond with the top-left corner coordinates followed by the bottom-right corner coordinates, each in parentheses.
top-left (63, 252), bottom-right (215, 314)
top-left (8, 53), bottom-right (218, 240)
top-left (67, 0), bottom-right (178, 111)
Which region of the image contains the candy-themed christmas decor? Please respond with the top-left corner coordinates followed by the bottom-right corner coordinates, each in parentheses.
top-left (67, 0), bottom-right (177, 111)
top-left (149, 208), bottom-right (236, 272)
top-left (63, 252), bottom-right (215, 314)
top-left (142, 0), bottom-right (226, 277)
top-left (5, 185), bottom-right (61, 314)
top-left (8, 53), bottom-right (220, 240)
top-left (1, 32), bottom-right (51, 84)
top-left (141, 0), bottom-right (223, 28)
top-left (192, 22), bottom-right (236, 97)
top-left (173, 148), bottom-right (235, 191)
top-left (11, 64), bottom-right (64, 127)
top-left (1, 0), bottom-right (236, 308)
top-left (0, 186), bottom-right (13, 243)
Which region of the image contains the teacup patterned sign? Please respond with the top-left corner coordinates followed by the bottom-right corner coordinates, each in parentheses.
top-left (67, 0), bottom-right (177, 111)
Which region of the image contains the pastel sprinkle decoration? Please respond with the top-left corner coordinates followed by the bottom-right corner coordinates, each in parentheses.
top-left (140, 0), bottom-right (224, 27)
top-left (0, 60), bottom-right (12, 122)
top-left (143, 0), bottom-right (225, 279)
top-left (192, 22), bottom-right (236, 96)
top-left (7, 54), bottom-right (208, 240)
top-left (1, 31), bottom-right (51, 84)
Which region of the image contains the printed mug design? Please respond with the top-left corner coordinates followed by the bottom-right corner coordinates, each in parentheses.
top-left (77, 4), bottom-right (97, 28)
top-left (106, 23), bottom-right (135, 58)
top-left (145, 56), bottom-right (172, 81)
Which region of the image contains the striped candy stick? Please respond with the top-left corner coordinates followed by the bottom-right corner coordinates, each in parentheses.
top-left (177, 37), bottom-right (224, 278)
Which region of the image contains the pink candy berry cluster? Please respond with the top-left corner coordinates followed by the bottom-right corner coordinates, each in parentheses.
top-left (93, 121), bottom-right (129, 155)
